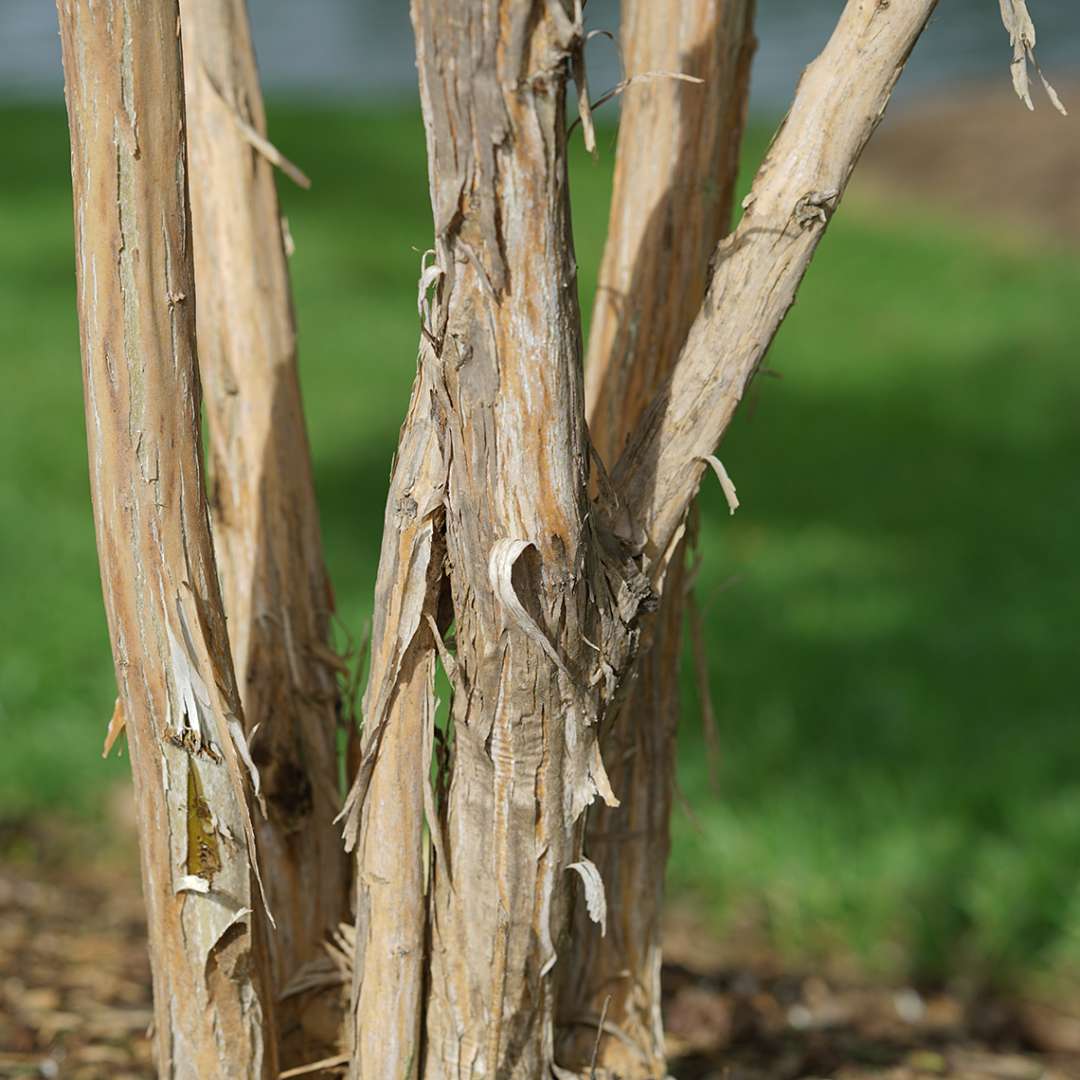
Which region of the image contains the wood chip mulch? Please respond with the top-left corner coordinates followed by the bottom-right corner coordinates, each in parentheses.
top-left (2, 822), bottom-right (1080, 1079)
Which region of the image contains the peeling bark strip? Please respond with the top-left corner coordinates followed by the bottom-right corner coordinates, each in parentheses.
top-left (178, 0), bottom-right (349, 1055)
top-left (56, 2), bottom-right (276, 1077)
top-left (614, 0), bottom-right (941, 562)
top-left (344, 352), bottom-right (446, 1080)
top-left (565, 1), bottom-right (755, 1073)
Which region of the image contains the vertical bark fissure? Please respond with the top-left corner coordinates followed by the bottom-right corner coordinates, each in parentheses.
top-left (562, 2), bottom-right (756, 1073)
top-left (178, 2), bottom-right (349, 1062)
top-left (57, 2), bottom-right (277, 1075)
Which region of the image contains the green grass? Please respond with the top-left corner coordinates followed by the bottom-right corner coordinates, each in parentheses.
top-left (2, 103), bottom-right (1079, 990)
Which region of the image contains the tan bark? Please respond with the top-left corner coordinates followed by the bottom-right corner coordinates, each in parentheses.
top-left (413, 5), bottom-right (599, 1075)
top-left (177, 1), bottom-right (348, 1057)
top-left (584, 0), bottom-right (756, 463)
top-left (563, 2), bottom-right (756, 1072)
top-left (344, 3), bottom-right (649, 1076)
top-left (56, 1), bottom-right (277, 1075)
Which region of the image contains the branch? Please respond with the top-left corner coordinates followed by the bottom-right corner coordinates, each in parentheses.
top-left (611, 0), bottom-right (939, 558)
top-left (178, 0), bottom-right (348, 1021)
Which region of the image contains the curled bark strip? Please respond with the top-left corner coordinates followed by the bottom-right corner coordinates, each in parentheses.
top-left (488, 539), bottom-right (579, 696)
top-left (999, 0), bottom-right (1067, 113)
top-left (700, 454), bottom-right (740, 515)
top-left (567, 859), bottom-right (607, 937)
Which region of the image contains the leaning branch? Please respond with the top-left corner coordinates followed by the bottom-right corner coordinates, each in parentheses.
top-left (178, 2), bottom-right (348, 1041)
top-left (612, 0), bottom-right (939, 557)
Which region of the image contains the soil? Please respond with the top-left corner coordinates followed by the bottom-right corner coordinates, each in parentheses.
top-left (2, 816), bottom-right (1079, 1079)
top-left (856, 81), bottom-right (1080, 246)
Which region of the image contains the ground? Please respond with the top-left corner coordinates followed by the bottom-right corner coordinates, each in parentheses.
top-left (2, 86), bottom-right (1080, 1078)
top-left (2, 820), bottom-right (1079, 1078)
top-left (858, 83), bottom-right (1080, 246)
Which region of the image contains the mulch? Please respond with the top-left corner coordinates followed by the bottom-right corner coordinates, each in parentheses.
top-left (0, 826), bottom-right (153, 1079)
top-left (661, 923), bottom-right (1080, 1078)
top-left (2, 816), bottom-right (1079, 1079)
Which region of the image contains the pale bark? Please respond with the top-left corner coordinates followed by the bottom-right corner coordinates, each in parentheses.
top-left (413, 4), bottom-right (602, 1075)
top-left (52, 0), bottom-right (942, 1073)
top-left (563, 2), bottom-right (755, 1072)
top-left (178, 2), bottom-right (348, 1058)
top-left (346, 3), bottom-right (646, 1076)
top-left (584, 0), bottom-right (756, 463)
top-left (56, 1), bottom-right (276, 1075)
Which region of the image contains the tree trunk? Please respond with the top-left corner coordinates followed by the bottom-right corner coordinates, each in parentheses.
top-left (178, 0), bottom-right (349, 1061)
top-left (56, 2), bottom-right (277, 1075)
top-left (561, 2), bottom-right (756, 1072)
top-left (412, 4), bottom-right (599, 1075)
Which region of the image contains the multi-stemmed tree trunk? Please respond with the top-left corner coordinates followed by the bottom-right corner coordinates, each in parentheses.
top-left (344, 0), bottom-right (940, 1076)
top-left (56, 0), bottom-right (1046, 1075)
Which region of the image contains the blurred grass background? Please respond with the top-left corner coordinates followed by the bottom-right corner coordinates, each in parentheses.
top-left (2, 101), bottom-right (1079, 993)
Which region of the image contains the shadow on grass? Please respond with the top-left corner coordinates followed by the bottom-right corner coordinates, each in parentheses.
top-left (675, 309), bottom-right (1080, 983)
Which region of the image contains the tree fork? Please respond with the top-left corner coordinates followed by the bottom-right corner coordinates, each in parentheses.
top-left (56, 1), bottom-right (278, 1074)
top-left (178, 1), bottom-right (349, 1061)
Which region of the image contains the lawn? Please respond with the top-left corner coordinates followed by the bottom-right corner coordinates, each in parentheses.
top-left (2, 102), bottom-right (1079, 992)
